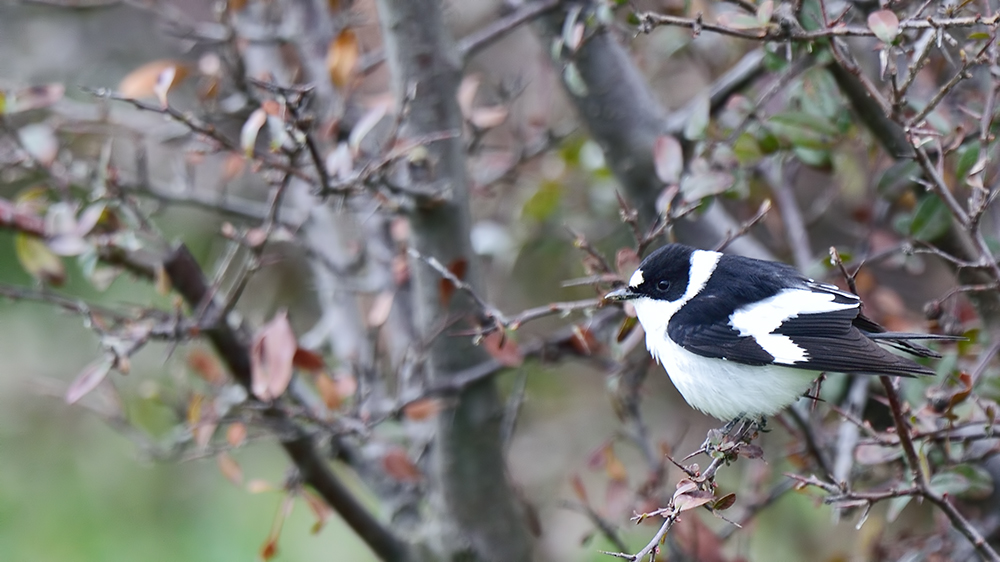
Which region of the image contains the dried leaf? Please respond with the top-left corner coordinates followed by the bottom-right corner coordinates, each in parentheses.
top-left (217, 452), bottom-right (243, 486)
top-left (367, 291), bottom-right (395, 328)
top-left (18, 123), bottom-right (58, 166)
top-left (457, 74), bottom-right (481, 118)
top-left (119, 60), bottom-right (188, 99)
top-left (868, 10), bottom-right (900, 44)
top-left (469, 106), bottom-right (508, 129)
top-left (65, 356), bottom-right (114, 404)
top-left (292, 348), bottom-right (326, 372)
top-left (713, 492), bottom-right (737, 511)
top-left (302, 490), bottom-right (332, 534)
top-left (240, 108), bottom-right (267, 158)
top-left (653, 135), bottom-right (683, 184)
top-left (226, 422), bottom-right (248, 447)
top-left (568, 325), bottom-right (598, 356)
top-left (439, 258), bottom-right (468, 307)
top-left (604, 444), bottom-right (628, 483)
top-left (187, 348), bottom-right (226, 385)
top-left (250, 310), bottom-right (297, 401)
top-left (16, 233), bottom-right (65, 285)
top-left (402, 398), bottom-right (444, 421)
top-left (482, 330), bottom-right (524, 367)
top-left (674, 490), bottom-right (715, 512)
top-left (383, 447), bottom-right (422, 482)
top-left (260, 494), bottom-right (294, 561)
top-left (740, 444), bottom-right (764, 459)
top-left (327, 29), bottom-right (359, 89)
top-left (315, 373), bottom-right (343, 410)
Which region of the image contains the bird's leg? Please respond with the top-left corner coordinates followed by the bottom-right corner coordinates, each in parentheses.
top-left (689, 413), bottom-right (745, 459)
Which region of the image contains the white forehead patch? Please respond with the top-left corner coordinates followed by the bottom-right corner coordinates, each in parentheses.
top-left (629, 268), bottom-right (644, 287)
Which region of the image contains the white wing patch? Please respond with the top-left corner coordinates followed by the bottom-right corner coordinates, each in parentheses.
top-left (629, 268), bottom-right (644, 288)
top-left (729, 288), bottom-right (857, 364)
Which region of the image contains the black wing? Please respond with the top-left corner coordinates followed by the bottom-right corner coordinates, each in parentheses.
top-left (667, 255), bottom-right (937, 376)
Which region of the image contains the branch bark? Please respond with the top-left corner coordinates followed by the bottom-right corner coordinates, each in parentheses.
top-left (376, 0), bottom-right (534, 560)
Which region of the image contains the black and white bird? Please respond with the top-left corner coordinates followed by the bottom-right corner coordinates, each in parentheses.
top-left (604, 244), bottom-right (950, 421)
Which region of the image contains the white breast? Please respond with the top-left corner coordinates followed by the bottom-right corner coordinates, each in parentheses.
top-left (646, 330), bottom-right (817, 420)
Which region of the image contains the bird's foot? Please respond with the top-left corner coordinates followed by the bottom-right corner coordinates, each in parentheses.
top-left (689, 414), bottom-right (766, 461)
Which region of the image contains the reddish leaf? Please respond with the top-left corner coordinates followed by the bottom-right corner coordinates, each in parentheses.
top-left (402, 398), bottom-right (444, 421)
top-left (217, 452), bottom-right (243, 486)
top-left (740, 444), bottom-right (764, 459)
top-left (482, 330), bottom-right (524, 367)
top-left (674, 511), bottom-right (727, 562)
top-left (615, 248), bottom-right (641, 277)
top-left (315, 373), bottom-right (343, 410)
top-left (868, 10), bottom-right (900, 43)
top-left (250, 310), bottom-right (297, 401)
top-left (187, 348), bottom-right (226, 385)
top-left (383, 447), bottom-right (422, 482)
top-left (292, 347), bottom-right (326, 372)
top-left (439, 259), bottom-right (468, 307)
top-left (227, 422), bottom-right (247, 448)
top-left (653, 135), bottom-right (683, 184)
top-left (65, 356), bottom-right (114, 404)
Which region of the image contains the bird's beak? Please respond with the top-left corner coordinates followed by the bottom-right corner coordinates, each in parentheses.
top-left (603, 287), bottom-right (637, 302)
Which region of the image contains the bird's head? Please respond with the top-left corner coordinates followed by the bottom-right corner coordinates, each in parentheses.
top-left (604, 244), bottom-right (706, 328)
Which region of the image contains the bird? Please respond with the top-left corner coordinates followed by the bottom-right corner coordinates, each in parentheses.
top-left (604, 243), bottom-right (952, 422)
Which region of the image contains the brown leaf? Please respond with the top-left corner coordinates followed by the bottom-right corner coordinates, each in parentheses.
top-left (402, 398), bottom-right (444, 421)
top-left (302, 490), bottom-right (332, 535)
top-left (674, 490), bottom-right (715, 512)
top-left (187, 348), bottom-right (226, 385)
top-left (292, 348), bottom-right (326, 372)
top-left (673, 511), bottom-right (727, 562)
top-left (713, 492), bottom-right (737, 511)
top-left (65, 356), bottom-right (114, 404)
top-left (616, 315), bottom-right (639, 342)
top-left (118, 60), bottom-right (189, 100)
top-left (217, 452), bottom-right (243, 486)
top-left (439, 258), bottom-right (468, 307)
top-left (250, 310), bottom-right (297, 401)
top-left (226, 422), bottom-right (248, 448)
top-left (221, 152), bottom-right (245, 183)
top-left (315, 373), bottom-right (343, 410)
top-left (260, 494), bottom-right (295, 561)
top-left (327, 29), bottom-right (359, 89)
top-left (604, 444), bottom-right (628, 483)
top-left (383, 447), bottom-right (422, 482)
top-left (568, 325), bottom-right (599, 356)
top-left (482, 330), bottom-right (524, 367)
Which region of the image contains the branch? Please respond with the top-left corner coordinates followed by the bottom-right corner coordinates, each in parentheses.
top-left (458, 0), bottom-right (560, 61)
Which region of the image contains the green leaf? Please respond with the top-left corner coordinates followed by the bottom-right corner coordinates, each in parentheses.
top-left (793, 146), bottom-right (831, 169)
top-left (909, 195), bottom-right (952, 241)
top-left (877, 160), bottom-right (919, 196)
top-left (886, 495), bottom-right (912, 522)
top-left (684, 94), bottom-right (710, 141)
top-left (955, 142), bottom-right (981, 183)
top-left (733, 133), bottom-right (763, 165)
top-left (563, 63), bottom-right (588, 97)
top-left (929, 467), bottom-right (988, 499)
top-left (522, 180), bottom-right (562, 221)
top-left (766, 111), bottom-right (838, 149)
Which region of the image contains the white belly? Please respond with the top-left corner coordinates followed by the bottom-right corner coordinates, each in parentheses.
top-left (649, 332), bottom-right (818, 420)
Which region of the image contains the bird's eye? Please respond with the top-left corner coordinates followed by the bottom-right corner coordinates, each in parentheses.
top-left (657, 280), bottom-right (670, 291)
